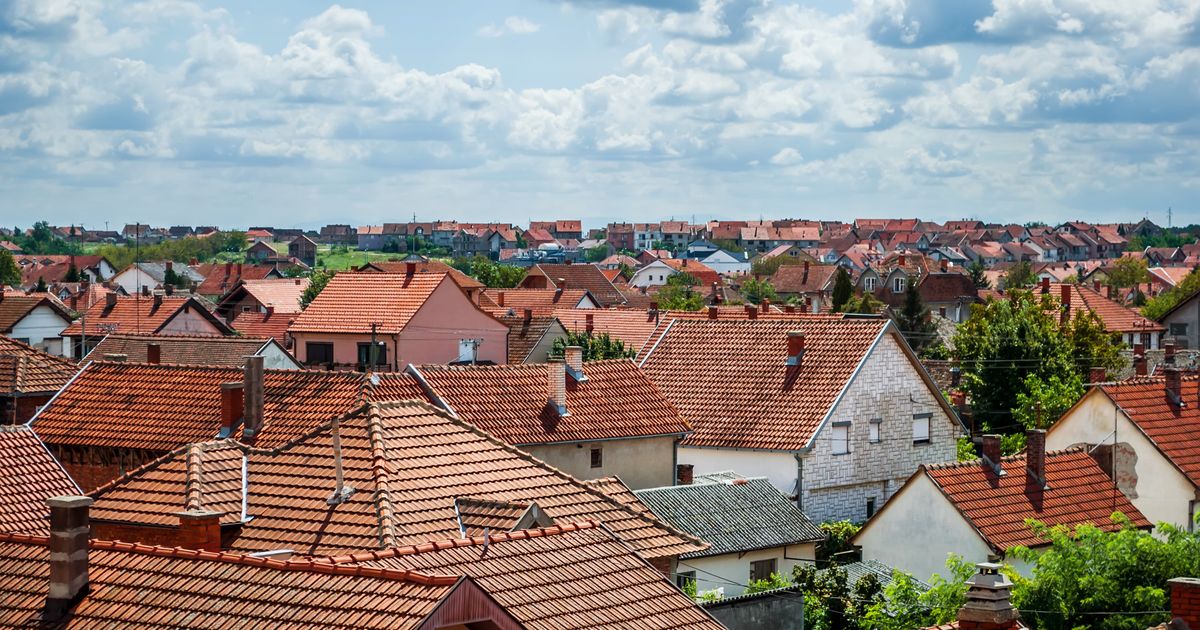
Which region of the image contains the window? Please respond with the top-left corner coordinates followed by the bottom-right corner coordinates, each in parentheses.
top-left (356, 341), bottom-right (387, 367)
top-left (869, 418), bottom-right (882, 443)
top-left (750, 559), bottom-right (777, 582)
top-left (832, 422), bottom-right (850, 455)
top-left (590, 447), bottom-right (603, 468)
top-left (864, 276), bottom-right (877, 292)
top-left (1170, 323), bottom-right (1188, 337)
top-left (893, 276), bottom-right (906, 293)
top-left (676, 571), bottom-right (697, 590)
top-left (306, 342), bottom-right (334, 366)
top-left (912, 413), bottom-right (932, 444)
top-left (866, 498), bottom-right (877, 519)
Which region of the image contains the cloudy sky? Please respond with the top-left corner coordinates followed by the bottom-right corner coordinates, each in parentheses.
top-left (1, 0), bottom-right (1198, 229)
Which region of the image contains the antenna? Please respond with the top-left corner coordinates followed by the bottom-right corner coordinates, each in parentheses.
top-left (1167, 206), bottom-right (1172, 228)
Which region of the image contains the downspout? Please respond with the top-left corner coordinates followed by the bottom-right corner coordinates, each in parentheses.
top-left (672, 436), bottom-right (680, 485)
top-left (392, 333), bottom-right (399, 373)
top-left (794, 452), bottom-right (804, 511)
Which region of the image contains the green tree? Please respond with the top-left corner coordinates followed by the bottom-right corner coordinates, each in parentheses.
top-left (751, 254), bottom-right (804, 277)
top-left (741, 277), bottom-right (778, 305)
top-left (832, 267), bottom-right (853, 312)
top-left (549, 331), bottom-right (634, 361)
top-left (1141, 267), bottom-right (1200, 320)
top-left (449, 256), bottom-right (525, 288)
top-left (583, 245), bottom-right (609, 263)
top-left (841, 293), bottom-right (884, 314)
top-left (1013, 373), bottom-right (1084, 430)
top-left (0, 249), bottom-right (21, 286)
top-left (1003, 260), bottom-right (1036, 289)
top-left (16, 221), bottom-right (79, 255)
top-left (817, 521), bottom-right (862, 563)
top-left (657, 272), bottom-right (704, 311)
top-left (895, 280), bottom-right (936, 353)
top-left (63, 263), bottom-right (81, 283)
top-left (302, 270), bottom-right (334, 307)
top-left (1105, 256), bottom-right (1150, 291)
top-left (35, 277), bottom-right (47, 292)
top-left (967, 259), bottom-right (991, 289)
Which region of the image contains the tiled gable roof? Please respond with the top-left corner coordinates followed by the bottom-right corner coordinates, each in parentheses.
top-left (195, 263), bottom-right (280, 296)
top-left (770, 263), bottom-right (838, 294)
top-left (923, 448), bottom-right (1151, 552)
top-left (1101, 374), bottom-right (1200, 486)
top-left (523, 263), bottom-right (626, 306)
top-left (481, 288), bottom-right (594, 311)
top-left (89, 401), bottom-right (705, 559)
top-left (411, 359), bottom-right (692, 445)
top-left (1047, 283), bottom-right (1165, 334)
top-left (498, 314), bottom-right (562, 363)
top-left (231, 277), bottom-right (308, 313)
top-left (360, 260), bottom-right (485, 289)
top-left (635, 475), bottom-right (824, 558)
top-left (662, 259), bottom-right (722, 286)
top-left (229, 309), bottom-right (294, 344)
top-left (554, 307), bottom-right (662, 354)
top-left (333, 522), bottom-right (724, 630)
top-left (0, 336), bottom-right (76, 395)
top-left (919, 273), bottom-right (979, 303)
top-left (86, 334), bottom-right (275, 366)
top-left (0, 426), bottom-right (79, 536)
top-left (0, 293), bottom-right (70, 333)
top-left (639, 318), bottom-right (890, 450)
top-left (289, 272), bottom-right (448, 335)
top-left (61, 295), bottom-right (231, 337)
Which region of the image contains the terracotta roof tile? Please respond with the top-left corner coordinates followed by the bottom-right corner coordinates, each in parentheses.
top-left (195, 263), bottom-right (280, 297)
top-left (230, 310), bottom-right (295, 344)
top-left (1101, 374), bottom-right (1200, 486)
top-left (482, 288), bottom-right (594, 312)
top-left (522, 264), bottom-right (626, 306)
top-left (61, 295), bottom-right (231, 337)
top-left (0, 293), bottom-right (69, 333)
top-left (86, 334), bottom-right (275, 367)
top-left (453, 497), bottom-right (532, 537)
top-left (0, 336), bottom-right (76, 395)
top-left (411, 360), bottom-right (692, 445)
top-left (554, 308), bottom-right (662, 354)
top-left (0, 426), bottom-right (79, 535)
top-left (924, 448), bottom-right (1151, 551)
top-left (360, 261), bottom-right (485, 289)
top-left (289, 272), bottom-right (449, 334)
top-left (639, 318), bottom-right (889, 450)
top-left (1047, 283), bottom-right (1165, 334)
top-left (233, 278), bottom-right (309, 313)
top-left (770, 263), bottom-right (839, 294)
top-left (662, 259), bottom-right (723, 286)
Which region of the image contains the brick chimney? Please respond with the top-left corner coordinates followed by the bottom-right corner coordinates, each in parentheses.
top-left (786, 331), bottom-right (805, 367)
top-left (176, 510), bottom-right (222, 551)
top-left (981, 434), bottom-right (1003, 476)
top-left (1135, 354), bottom-right (1148, 377)
top-left (1041, 277), bottom-right (1049, 294)
top-left (1169, 577), bottom-right (1200, 629)
top-left (497, 291), bottom-right (505, 307)
top-left (219, 382), bottom-right (243, 437)
top-left (707, 306), bottom-right (718, 320)
top-left (954, 563), bottom-right (1021, 630)
top-left (522, 308), bottom-right (532, 324)
top-left (785, 304), bottom-right (796, 313)
top-left (1165, 340), bottom-right (1176, 365)
top-left (564, 345), bottom-right (584, 376)
top-left (224, 262), bottom-right (232, 277)
top-left (1106, 284), bottom-right (1114, 299)
top-left (898, 253), bottom-right (906, 267)
top-left (585, 313), bottom-right (594, 335)
top-left (164, 284), bottom-right (174, 296)
top-left (1165, 367), bottom-right (1184, 408)
top-left (405, 261), bottom-right (416, 276)
top-left (941, 259), bottom-right (949, 272)
top-left (146, 343), bottom-right (161, 365)
top-left (760, 299), bottom-right (770, 314)
top-left (676, 464), bottom-right (694, 485)
top-left (44, 496), bottom-right (93, 622)
top-left (1093, 279), bottom-right (1101, 292)
top-left (1089, 366), bottom-right (1105, 384)
top-left (265, 306), bottom-right (274, 318)
top-left (546, 359), bottom-right (569, 417)
top-left (242, 355), bottom-right (264, 443)
top-left (1026, 429), bottom-right (1046, 488)
top-left (105, 292), bottom-right (117, 308)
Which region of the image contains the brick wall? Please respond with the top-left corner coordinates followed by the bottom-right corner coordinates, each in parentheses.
top-left (92, 521), bottom-right (181, 547)
top-left (49, 445), bottom-right (167, 492)
top-left (14, 395), bottom-right (51, 425)
top-left (1171, 577), bottom-right (1200, 629)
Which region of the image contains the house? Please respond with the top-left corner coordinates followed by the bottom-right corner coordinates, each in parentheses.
top-left (520, 263), bottom-right (626, 307)
top-left (0, 425), bottom-right (79, 534)
top-left (553, 307), bottom-right (663, 354)
top-left (244, 240), bottom-right (277, 262)
top-left (630, 259), bottom-right (722, 289)
top-left (1046, 368), bottom-right (1200, 528)
top-left (356, 224), bottom-right (385, 250)
top-left (214, 277), bottom-right (308, 321)
top-left (482, 288), bottom-right (599, 311)
top-left (287, 234), bottom-right (318, 268)
top-left (359, 259), bottom-right (487, 303)
top-left (1157, 285), bottom-right (1200, 349)
top-left (228, 310), bottom-right (294, 347)
top-left (289, 271), bottom-right (509, 369)
top-left (498, 311), bottom-right (566, 363)
top-left (635, 471), bottom-right (825, 595)
top-left (1043, 281), bottom-right (1165, 348)
top-left (14, 255), bottom-right (116, 289)
top-left (192, 262), bottom-right (285, 299)
top-left (770, 262), bottom-right (839, 313)
top-left (698, 249), bottom-right (750, 275)
top-left (639, 317), bottom-right (962, 523)
top-left (606, 223), bottom-right (635, 251)
top-left (110, 261), bottom-right (204, 295)
top-left (0, 336), bottom-right (76, 424)
top-left (408, 349), bottom-right (693, 488)
top-left (918, 272), bottom-right (979, 323)
top-left (854, 432), bottom-right (1150, 580)
top-left (318, 223), bottom-right (356, 244)
top-left (85, 333), bottom-right (300, 370)
top-left (61, 294), bottom-right (234, 359)
top-left (0, 292), bottom-right (73, 356)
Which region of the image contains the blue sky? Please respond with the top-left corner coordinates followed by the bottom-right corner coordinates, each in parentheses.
top-left (1, 0), bottom-right (1198, 229)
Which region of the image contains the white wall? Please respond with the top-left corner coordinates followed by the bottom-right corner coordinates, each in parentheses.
top-left (1047, 392), bottom-right (1197, 527)
top-left (259, 342), bottom-right (302, 370)
top-left (629, 262), bottom-right (674, 288)
top-left (528, 436), bottom-right (677, 490)
top-left (680, 544), bottom-right (817, 597)
top-left (9, 305), bottom-right (70, 356)
top-left (111, 266), bottom-right (160, 295)
top-left (678, 449), bottom-right (799, 494)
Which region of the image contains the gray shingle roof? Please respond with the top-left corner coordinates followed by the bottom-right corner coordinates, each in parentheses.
top-left (818, 560), bottom-right (929, 592)
top-left (635, 474), bottom-right (825, 559)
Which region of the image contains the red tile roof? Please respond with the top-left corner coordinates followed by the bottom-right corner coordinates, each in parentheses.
top-left (85, 334), bottom-right (279, 367)
top-left (229, 278), bottom-right (309, 313)
top-left (662, 259), bottom-right (722, 286)
top-left (194, 263), bottom-right (280, 297)
top-left (61, 295), bottom-right (231, 337)
top-left (1100, 374), bottom-right (1200, 486)
top-left (229, 309), bottom-right (295, 344)
top-left (410, 359), bottom-right (692, 445)
top-left (639, 318), bottom-right (891, 450)
top-left (289, 272), bottom-right (449, 335)
top-left (922, 448), bottom-right (1151, 552)
top-left (554, 308), bottom-right (663, 354)
top-left (0, 336), bottom-right (76, 395)
top-left (0, 293), bottom-right (70, 333)
top-left (481, 288), bottom-right (594, 312)
top-left (89, 401), bottom-right (705, 559)
top-left (1048, 283), bottom-right (1165, 334)
top-left (770, 263), bottom-right (839, 294)
top-left (333, 522), bottom-right (724, 630)
top-left (0, 427), bottom-right (79, 536)
top-left (522, 264), bottom-right (626, 306)
top-left (360, 260), bottom-right (485, 290)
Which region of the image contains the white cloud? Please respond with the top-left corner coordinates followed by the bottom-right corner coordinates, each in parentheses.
top-left (478, 16), bottom-right (541, 38)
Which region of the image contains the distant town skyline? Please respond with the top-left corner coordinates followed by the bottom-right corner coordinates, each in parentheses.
top-left (1, 1), bottom-right (1196, 226)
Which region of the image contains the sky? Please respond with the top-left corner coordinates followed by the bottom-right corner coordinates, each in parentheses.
top-left (1, 0), bottom-right (1198, 230)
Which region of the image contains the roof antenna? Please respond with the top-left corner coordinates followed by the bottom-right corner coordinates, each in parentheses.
top-left (326, 417), bottom-right (355, 505)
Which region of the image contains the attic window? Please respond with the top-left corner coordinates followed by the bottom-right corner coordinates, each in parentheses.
top-left (893, 277), bottom-right (906, 293)
top-left (864, 277), bottom-right (877, 292)
top-left (590, 447), bottom-right (603, 469)
top-left (912, 413), bottom-right (931, 444)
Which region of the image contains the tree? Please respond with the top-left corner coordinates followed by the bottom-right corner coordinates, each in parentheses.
top-left (741, 278), bottom-right (778, 305)
top-left (449, 256), bottom-right (525, 288)
top-left (967, 259), bottom-right (991, 289)
top-left (859, 556), bottom-right (975, 630)
top-left (1141, 267), bottom-right (1200, 320)
top-left (832, 267), bottom-right (853, 312)
top-left (63, 263), bottom-right (81, 283)
top-left (751, 254), bottom-right (804, 277)
top-left (583, 245), bottom-right (609, 263)
top-left (895, 280), bottom-right (936, 353)
top-left (840, 293), bottom-right (884, 314)
top-left (1013, 373), bottom-right (1084, 430)
top-left (302, 270), bottom-right (334, 307)
top-left (0, 250), bottom-right (20, 286)
top-left (1003, 260), bottom-right (1036, 289)
top-left (35, 277), bottom-right (47, 292)
top-left (817, 521), bottom-right (861, 564)
top-left (657, 272), bottom-right (704, 311)
top-left (549, 331), bottom-right (634, 361)
top-left (1105, 256), bottom-right (1150, 291)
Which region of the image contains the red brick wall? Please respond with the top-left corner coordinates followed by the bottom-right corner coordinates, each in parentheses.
top-left (49, 445), bottom-right (167, 492)
top-left (15, 395), bottom-right (52, 424)
top-left (1171, 578), bottom-right (1200, 629)
top-left (92, 521), bottom-right (181, 547)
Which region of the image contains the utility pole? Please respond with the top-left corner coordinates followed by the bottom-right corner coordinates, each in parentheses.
top-left (1167, 207), bottom-right (1172, 228)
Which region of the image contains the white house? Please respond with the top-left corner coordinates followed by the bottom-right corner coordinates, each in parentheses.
top-left (629, 259), bottom-right (721, 290)
top-left (635, 471), bottom-right (824, 596)
top-left (111, 262), bottom-right (205, 295)
top-left (639, 316), bottom-right (963, 524)
top-left (0, 293), bottom-right (73, 356)
top-left (698, 250), bottom-right (750, 275)
top-left (853, 432), bottom-right (1151, 581)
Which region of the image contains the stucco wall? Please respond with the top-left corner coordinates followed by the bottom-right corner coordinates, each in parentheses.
top-left (680, 544), bottom-right (817, 597)
top-left (678, 449), bottom-right (798, 494)
top-left (1162, 294), bottom-right (1199, 350)
top-left (527, 436), bottom-right (676, 489)
top-left (259, 343), bottom-right (301, 370)
top-left (9, 305), bottom-right (70, 355)
top-left (1047, 391), bottom-right (1197, 527)
top-left (159, 308), bottom-right (226, 336)
top-left (630, 262), bottom-right (673, 288)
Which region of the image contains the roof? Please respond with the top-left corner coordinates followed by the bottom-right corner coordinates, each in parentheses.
top-left (0, 293), bottom-right (70, 333)
top-left (1099, 374), bottom-right (1200, 487)
top-left (223, 278), bottom-right (308, 313)
top-left (229, 309), bottom-right (294, 344)
top-left (817, 559), bottom-right (926, 591)
top-left (333, 522), bottom-right (723, 630)
top-left (639, 318), bottom-right (892, 450)
top-left (770, 264), bottom-right (839, 294)
top-left (195, 263), bottom-right (280, 297)
top-left (289, 272), bottom-right (449, 335)
top-left (89, 401), bottom-right (705, 559)
top-left (635, 475), bottom-right (824, 559)
top-left (481, 288), bottom-right (594, 312)
top-left (0, 533), bottom-right (471, 629)
top-left (1148, 266), bottom-right (1195, 288)
top-left (61, 295), bottom-right (232, 337)
top-left (359, 260), bottom-right (485, 290)
top-left (32, 362), bottom-right (374, 452)
top-left (498, 314), bottom-right (562, 363)
top-left (921, 448), bottom-right (1151, 552)
top-left (661, 259), bottom-right (722, 286)
top-left (85, 334), bottom-right (276, 367)
top-left (554, 307), bottom-right (662, 354)
top-left (411, 359), bottom-right (692, 445)
top-left (919, 273), bottom-right (979, 303)
top-left (0, 336), bottom-right (76, 395)
top-left (0, 426), bottom-right (79, 536)
top-left (523, 263), bottom-right (626, 306)
top-left (1048, 283), bottom-right (1165, 334)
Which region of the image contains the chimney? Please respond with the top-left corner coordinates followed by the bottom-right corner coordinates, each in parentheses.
top-left (294, 278), bottom-right (302, 286)
top-left (981, 434), bottom-right (1003, 475)
top-left (236, 263), bottom-right (242, 276)
top-left (1106, 285), bottom-right (1114, 299)
top-left (940, 259), bottom-right (948, 272)
top-left (803, 260), bottom-right (810, 284)
top-left (105, 293), bottom-right (117, 308)
top-left (951, 366), bottom-right (961, 388)
top-left (523, 308), bottom-right (532, 324)
top-left (760, 299), bottom-right (770, 314)
top-left (242, 355), bottom-right (264, 442)
top-left (326, 417), bottom-right (354, 505)
top-left (165, 261), bottom-right (173, 273)
top-left (648, 301), bottom-right (659, 321)
top-left (681, 259), bottom-right (688, 268)
top-left (1135, 353), bottom-right (1147, 377)
top-left (1093, 280), bottom-right (1101, 292)
top-left (555, 277), bottom-right (567, 290)
top-left (190, 258), bottom-right (199, 266)
top-left (405, 261), bottom-right (416, 276)
top-left (786, 331), bottom-right (805, 367)
top-left (785, 304), bottom-right (795, 313)
top-left (497, 291), bottom-right (505, 307)
top-left (676, 464), bottom-right (694, 486)
top-left (1089, 366), bottom-right (1105, 384)
top-left (153, 293), bottom-right (163, 309)
top-left (164, 284), bottom-right (174, 296)
top-left (707, 306), bottom-right (718, 320)
top-left (265, 305), bottom-right (274, 318)
top-left (141, 285), bottom-right (150, 297)
top-left (1026, 429), bottom-right (1046, 488)
top-left (219, 382), bottom-right (243, 437)
top-left (1041, 277), bottom-right (1049, 294)
top-left (1165, 367), bottom-right (1183, 408)
top-left (564, 345), bottom-right (584, 376)
top-left (44, 496), bottom-right (93, 622)
top-left (585, 313), bottom-right (594, 335)
top-left (951, 390), bottom-right (966, 410)
top-left (1169, 578), bottom-right (1200, 630)
top-left (146, 343), bottom-right (161, 365)
top-left (954, 563), bottom-right (1020, 630)
top-left (898, 254), bottom-right (906, 267)
top-left (1060, 284), bottom-right (1070, 324)
top-left (547, 359), bottom-right (569, 417)
top-left (747, 306), bottom-right (758, 320)
top-left (103, 354), bottom-right (127, 362)
top-left (1165, 340), bottom-right (1176, 365)
top-left (176, 510), bottom-right (222, 551)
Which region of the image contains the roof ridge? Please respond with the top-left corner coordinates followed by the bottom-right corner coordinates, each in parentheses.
top-left (322, 520), bottom-right (603, 564)
top-left (367, 405), bottom-right (399, 549)
top-left (184, 443), bottom-right (204, 512)
top-left (925, 445), bottom-right (1089, 470)
top-left (97, 333), bottom-right (273, 343)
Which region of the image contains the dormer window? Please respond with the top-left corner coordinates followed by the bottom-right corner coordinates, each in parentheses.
top-left (893, 277), bottom-right (906, 293)
top-left (864, 277), bottom-right (877, 292)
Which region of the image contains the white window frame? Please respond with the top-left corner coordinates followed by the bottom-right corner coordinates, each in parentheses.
top-left (868, 418), bottom-right (881, 443)
top-left (894, 276), bottom-right (906, 293)
top-left (832, 421), bottom-right (850, 455)
top-left (912, 413), bottom-right (931, 444)
top-left (864, 276), bottom-right (877, 292)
